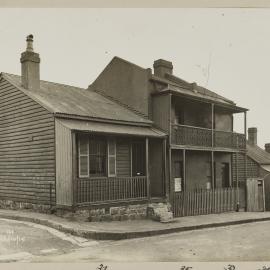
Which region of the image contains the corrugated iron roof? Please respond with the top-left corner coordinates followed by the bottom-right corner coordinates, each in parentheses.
top-left (57, 118), bottom-right (166, 138)
top-left (2, 73), bottom-right (152, 125)
top-left (247, 143), bottom-right (270, 165)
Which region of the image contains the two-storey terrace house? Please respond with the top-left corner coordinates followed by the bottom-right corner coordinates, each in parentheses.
top-left (90, 58), bottom-right (248, 217)
top-left (0, 35), bottom-right (248, 221)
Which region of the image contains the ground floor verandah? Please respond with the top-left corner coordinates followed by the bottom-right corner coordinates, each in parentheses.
top-left (55, 118), bottom-right (167, 209)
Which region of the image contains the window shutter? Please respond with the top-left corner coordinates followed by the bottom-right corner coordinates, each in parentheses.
top-left (108, 139), bottom-right (116, 177)
top-left (79, 136), bottom-right (89, 177)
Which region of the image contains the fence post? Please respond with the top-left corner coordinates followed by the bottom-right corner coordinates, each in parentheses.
top-left (49, 183), bottom-right (52, 209)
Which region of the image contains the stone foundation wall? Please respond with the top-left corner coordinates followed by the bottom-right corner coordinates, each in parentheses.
top-left (0, 199), bottom-right (52, 213)
top-left (56, 204), bottom-right (149, 222)
top-left (0, 198), bottom-right (172, 223)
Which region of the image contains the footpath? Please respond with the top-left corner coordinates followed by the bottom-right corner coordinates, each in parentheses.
top-left (1, 209), bottom-right (270, 240)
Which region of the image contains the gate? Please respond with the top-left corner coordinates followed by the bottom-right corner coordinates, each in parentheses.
top-left (173, 188), bottom-right (239, 217)
top-left (246, 178), bottom-right (265, 212)
top-left (264, 175), bottom-right (270, 211)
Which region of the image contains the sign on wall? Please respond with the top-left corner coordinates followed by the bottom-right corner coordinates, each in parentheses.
top-left (174, 177), bottom-right (182, 192)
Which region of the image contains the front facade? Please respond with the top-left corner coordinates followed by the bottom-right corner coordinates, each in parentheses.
top-left (0, 36), bottom-right (249, 220)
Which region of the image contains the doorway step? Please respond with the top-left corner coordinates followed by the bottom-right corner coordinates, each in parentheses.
top-left (147, 202), bottom-right (174, 223)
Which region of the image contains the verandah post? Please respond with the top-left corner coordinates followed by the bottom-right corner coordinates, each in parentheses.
top-left (146, 137), bottom-right (150, 202)
top-left (211, 103), bottom-right (215, 189)
top-left (236, 136), bottom-right (239, 211)
top-left (244, 111), bottom-right (247, 212)
top-left (71, 131), bottom-right (77, 211)
top-left (163, 138), bottom-right (168, 198)
top-left (183, 149), bottom-right (186, 191)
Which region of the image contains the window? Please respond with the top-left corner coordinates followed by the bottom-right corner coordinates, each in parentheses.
top-left (108, 139), bottom-right (116, 177)
top-left (131, 141), bottom-right (145, 176)
top-left (89, 138), bottom-right (106, 177)
top-left (78, 136), bottom-right (89, 177)
top-left (78, 135), bottom-right (107, 178)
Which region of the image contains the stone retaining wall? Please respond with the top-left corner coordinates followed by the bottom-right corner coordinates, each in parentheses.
top-left (0, 199), bottom-right (171, 222)
top-left (0, 199), bottom-right (52, 213)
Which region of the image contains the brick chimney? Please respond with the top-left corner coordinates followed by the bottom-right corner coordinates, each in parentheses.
top-left (248, 127), bottom-right (257, 145)
top-left (153, 59), bottom-right (173, 77)
top-left (265, 143), bottom-right (270, 153)
top-left (20, 34), bottom-right (40, 90)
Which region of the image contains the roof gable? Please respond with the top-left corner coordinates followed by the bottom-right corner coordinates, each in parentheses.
top-left (247, 143), bottom-right (270, 165)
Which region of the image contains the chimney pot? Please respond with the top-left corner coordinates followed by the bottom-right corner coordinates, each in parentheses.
top-left (153, 59), bottom-right (173, 77)
top-left (265, 143), bottom-right (270, 153)
top-left (20, 34), bottom-right (40, 90)
top-left (248, 127), bottom-right (257, 146)
top-left (26, 34), bottom-right (34, 52)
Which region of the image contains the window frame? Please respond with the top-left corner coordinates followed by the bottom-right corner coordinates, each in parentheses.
top-left (107, 138), bottom-right (117, 177)
top-left (88, 137), bottom-right (107, 177)
top-left (77, 134), bottom-right (118, 179)
top-left (78, 136), bottom-right (89, 178)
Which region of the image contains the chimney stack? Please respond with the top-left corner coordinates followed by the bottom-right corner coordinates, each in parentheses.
top-left (248, 127), bottom-right (257, 146)
top-left (153, 59), bottom-right (173, 77)
top-left (265, 143), bottom-right (270, 153)
top-left (20, 34), bottom-right (40, 90)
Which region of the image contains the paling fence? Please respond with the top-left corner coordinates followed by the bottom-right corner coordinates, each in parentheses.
top-left (173, 187), bottom-right (242, 217)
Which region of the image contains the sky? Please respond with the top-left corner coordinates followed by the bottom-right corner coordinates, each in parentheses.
top-left (0, 8), bottom-right (269, 147)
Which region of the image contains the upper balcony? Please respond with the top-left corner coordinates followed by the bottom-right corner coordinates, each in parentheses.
top-left (169, 96), bottom-right (246, 151)
top-left (171, 124), bottom-right (246, 150)
top-left (152, 92), bottom-right (247, 151)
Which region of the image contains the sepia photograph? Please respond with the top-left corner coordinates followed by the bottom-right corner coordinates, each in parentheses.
top-left (0, 6), bottom-right (270, 266)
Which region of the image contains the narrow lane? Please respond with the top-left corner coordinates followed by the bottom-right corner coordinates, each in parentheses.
top-left (1, 218), bottom-right (270, 262)
top-left (0, 218), bottom-right (98, 262)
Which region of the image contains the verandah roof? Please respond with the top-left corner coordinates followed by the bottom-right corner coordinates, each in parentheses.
top-left (57, 118), bottom-right (167, 138)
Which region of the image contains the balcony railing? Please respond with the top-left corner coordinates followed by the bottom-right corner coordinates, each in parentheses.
top-left (171, 124), bottom-right (246, 149)
top-left (76, 176), bottom-right (148, 204)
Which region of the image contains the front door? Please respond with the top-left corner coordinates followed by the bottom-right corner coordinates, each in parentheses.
top-left (221, 162), bottom-right (230, 187)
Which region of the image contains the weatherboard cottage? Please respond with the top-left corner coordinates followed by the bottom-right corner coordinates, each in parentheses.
top-left (0, 35), bottom-right (249, 221)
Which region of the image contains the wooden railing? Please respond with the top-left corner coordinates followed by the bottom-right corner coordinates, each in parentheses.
top-left (76, 176), bottom-right (147, 204)
top-left (171, 124), bottom-right (212, 147)
top-left (215, 130), bottom-right (246, 149)
top-left (171, 124), bottom-right (246, 149)
top-left (173, 188), bottom-right (239, 217)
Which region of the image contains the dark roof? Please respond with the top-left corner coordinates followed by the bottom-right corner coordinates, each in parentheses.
top-left (165, 73), bottom-right (235, 104)
top-left (151, 72), bottom-right (248, 112)
top-left (1, 73), bottom-right (152, 125)
top-left (247, 143), bottom-right (270, 165)
top-left (57, 118), bottom-right (166, 138)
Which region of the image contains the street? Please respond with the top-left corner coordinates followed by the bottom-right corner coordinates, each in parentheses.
top-left (1, 218), bottom-right (270, 262)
